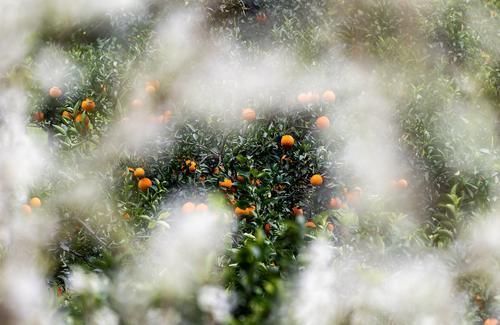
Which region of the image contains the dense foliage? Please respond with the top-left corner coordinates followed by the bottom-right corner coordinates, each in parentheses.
top-left (5, 0), bottom-right (500, 323)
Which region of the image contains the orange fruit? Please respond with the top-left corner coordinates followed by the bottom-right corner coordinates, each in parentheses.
top-left (396, 179), bottom-right (408, 189)
top-left (145, 80), bottom-right (160, 94)
top-left (49, 86), bottom-right (62, 98)
top-left (195, 203), bottom-right (209, 213)
top-left (281, 135), bottom-right (295, 149)
top-left (74, 114), bottom-right (89, 127)
top-left (292, 206), bottom-right (304, 216)
top-left (219, 178), bottom-right (233, 188)
top-left (236, 175), bottom-right (245, 183)
top-left (234, 207), bottom-right (247, 216)
top-left (326, 222), bottom-right (335, 232)
top-left (145, 85), bottom-right (156, 94)
top-left (134, 168), bottom-right (145, 178)
top-left (305, 220), bottom-right (316, 229)
top-left (235, 206), bottom-right (255, 216)
top-left (131, 99), bottom-right (143, 109)
top-left (297, 93), bottom-right (310, 104)
top-left (61, 111), bottom-right (72, 119)
top-left (264, 223), bottom-right (271, 235)
top-left (138, 177), bottom-right (153, 191)
top-left (316, 116), bottom-right (330, 129)
top-left (188, 162), bottom-right (197, 173)
top-left (162, 110), bottom-right (172, 123)
top-left (182, 202), bottom-right (196, 215)
top-left (33, 111), bottom-right (44, 122)
top-left (310, 174), bottom-right (323, 186)
top-left (242, 108), bottom-right (256, 121)
top-left (21, 204), bottom-right (32, 215)
top-left (29, 197), bottom-right (42, 208)
top-left (322, 90), bottom-right (336, 103)
top-left (81, 98), bottom-right (95, 112)
top-left (484, 319), bottom-right (499, 325)
top-left (329, 197), bottom-right (342, 209)
top-left (297, 92), bottom-right (318, 104)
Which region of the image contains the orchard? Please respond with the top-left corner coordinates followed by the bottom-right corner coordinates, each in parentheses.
top-left (1, 0), bottom-right (500, 324)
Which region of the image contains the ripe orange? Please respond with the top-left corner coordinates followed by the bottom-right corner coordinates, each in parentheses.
top-left (21, 204), bottom-right (32, 215)
top-left (234, 207), bottom-right (247, 216)
top-left (188, 161), bottom-right (197, 173)
top-left (81, 98), bottom-right (95, 112)
top-left (131, 99), bottom-right (143, 109)
top-left (322, 90), bottom-right (336, 103)
top-left (264, 223), bottom-right (271, 235)
top-left (316, 116), bottom-right (330, 129)
top-left (145, 85), bottom-right (156, 94)
top-left (236, 175), bottom-right (245, 183)
top-left (329, 197), bottom-right (342, 209)
top-left (235, 206), bottom-right (255, 216)
top-left (138, 177), bottom-right (153, 191)
top-left (145, 80), bottom-right (160, 94)
top-left (305, 220), bottom-right (316, 229)
top-left (297, 93), bottom-right (310, 104)
top-left (297, 91), bottom-right (318, 104)
top-left (33, 111), bottom-right (44, 122)
top-left (74, 114), bottom-right (89, 127)
top-left (182, 202), bottom-right (195, 215)
top-left (219, 178), bottom-right (233, 188)
top-left (134, 168), bottom-right (145, 178)
top-left (484, 319), bottom-right (499, 325)
top-left (326, 222), bottom-right (335, 232)
top-left (49, 86), bottom-right (62, 98)
top-left (162, 110), bottom-right (172, 123)
top-left (310, 174), bottom-right (323, 186)
top-left (195, 203), bottom-right (209, 213)
top-left (242, 108), bottom-right (256, 121)
top-left (396, 178), bottom-right (408, 189)
top-left (29, 197), bottom-right (42, 208)
top-left (281, 135), bottom-right (295, 149)
top-left (291, 206), bottom-right (304, 216)
top-left (61, 111), bottom-right (72, 119)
